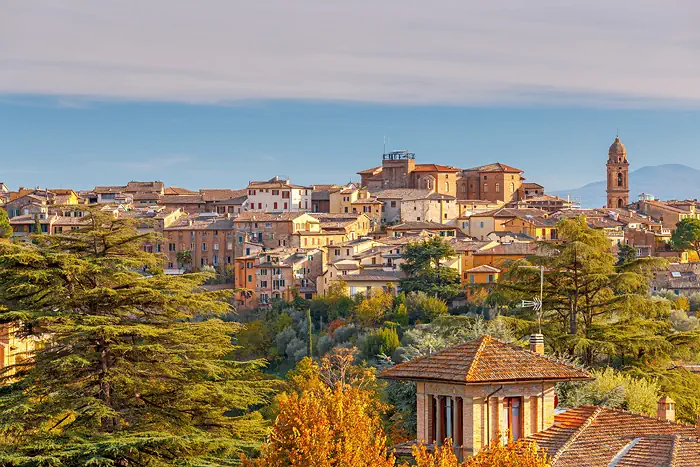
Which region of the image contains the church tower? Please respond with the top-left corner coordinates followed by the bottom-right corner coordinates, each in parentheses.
top-left (606, 136), bottom-right (629, 208)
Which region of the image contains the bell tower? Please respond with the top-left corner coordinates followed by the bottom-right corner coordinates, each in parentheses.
top-left (606, 136), bottom-right (629, 208)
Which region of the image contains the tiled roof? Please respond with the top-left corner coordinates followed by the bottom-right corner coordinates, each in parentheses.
top-left (200, 188), bottom-right (247, 201)
top-left (465, 264), bottom-right (501, 273)
top-left (530, 406), bottom-right (700, 467)
top-left (163, 186), bottom-right (197, 196)
top-left (379, 336), bottom-right (590, 383)
top-left (344, 270), bottom-right (404, 282)
top-left (475, 207), bottom-right (548, 218)
top-left (375, 188), bottom-right (432, 200)
top-left (413, 164), bottom-right (461, 173)
top-left (523, 182), bottom-right (544, 189)
top-left (125, 181), bottom-right (164, 193)
top-left (94, 185), bottom-right (126, 194)
top-left (464, 162), bottom-right (523, 173)
top-left (357, 166), bottom-right (382, 175)
top-left (473, 242), bottom-right (538, 256)
top-left (160, 195), bottom-right (206, 204)
top-left (234, 211), bottom-right (310, 222)
top-left (389, 221), bottom-right (456, 231)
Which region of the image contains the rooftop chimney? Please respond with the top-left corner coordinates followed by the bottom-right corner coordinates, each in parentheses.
top-left (657, 396), bottom-right (675, 422)
top-left (529, 333), bottom-right (545, 355)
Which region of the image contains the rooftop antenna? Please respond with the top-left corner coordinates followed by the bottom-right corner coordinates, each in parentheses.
top-left (383, 136), bottom-right (386, 155)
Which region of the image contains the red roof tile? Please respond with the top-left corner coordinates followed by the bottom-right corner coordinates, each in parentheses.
top-left (379, 336), bottom-right (590, 384)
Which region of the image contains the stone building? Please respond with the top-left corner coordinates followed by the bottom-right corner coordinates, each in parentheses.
top-left (606, 137), bottom-right (630, 208)
top-left (458, 163), bottom-right (525, 203)
top-left (357, 151), bottom-right (460, 197)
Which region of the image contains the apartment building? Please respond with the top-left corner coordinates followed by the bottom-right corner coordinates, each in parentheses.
top-left (246, 176), bottom-right (312, 212)
top-left (234, 248), bottom-right (324, 308)
top-left (163, 214), bottom-right (237, 271)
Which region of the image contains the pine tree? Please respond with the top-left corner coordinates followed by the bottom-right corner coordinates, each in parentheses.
top-left (0, 209), bottom-right (276, 466)
top-left (672, 218), bottom-right (700, 259)
top-left (399, 237), bottom-right (461, 300)
top-left (495, 216), bottom-right (681, 366)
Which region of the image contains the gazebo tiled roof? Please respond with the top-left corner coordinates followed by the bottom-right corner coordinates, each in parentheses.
top-left (379, 336), bottom-right (590, 384)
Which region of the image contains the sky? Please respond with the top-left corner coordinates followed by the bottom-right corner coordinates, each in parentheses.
top-left (2, 1), bottom-right (699, 192)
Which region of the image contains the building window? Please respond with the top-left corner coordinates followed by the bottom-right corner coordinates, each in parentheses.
top-left (444, 182), bottom-right (449, 192)
top-left (483, 183), bottom-right (488, 192)
top-left (202, 243), bottom-right (207, 251)
top-left (495, 183), bottom-right (500, 193)
top-left (618, 173), bottom-right (623, 187)
top-left (390, 201), bottom-right (397, 208)
top-left (510, 182), bottom-right (515, 193)
top-left (504, 397), bottom-right (523, 441)
top-left (282, 191), bottom-right (290, 199)
top-left (274, 202), bottom-right (278, 210)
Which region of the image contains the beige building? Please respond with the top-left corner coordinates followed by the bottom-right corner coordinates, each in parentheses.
top-left (381, 335), bottom-right (591, 458)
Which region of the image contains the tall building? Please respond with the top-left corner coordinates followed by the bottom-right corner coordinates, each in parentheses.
top-left (606, 136), bottom-right (630, 208)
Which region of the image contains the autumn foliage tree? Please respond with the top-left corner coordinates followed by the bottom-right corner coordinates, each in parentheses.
top-left (244, 349), bottom-right (395, 467)
top-left (410, 438), bottom-right (550, 467)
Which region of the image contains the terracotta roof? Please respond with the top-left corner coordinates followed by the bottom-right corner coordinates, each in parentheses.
top-left (465, 264), bottom-right (501, 273)
top-left (379, 336), bottom-right (590, 383)
top-left (93, 185), bottom-right (125, 194)
top-left (388, 221), bottom-right (456, 231)
top-left (464, 162), bottom-right (523, 173)
top-left (375, 188), bottom-right (432, 200)
top-left (200, 188), bottom-right (247, 201)
top-left (160, 195), bottom-right (206, 205)
top-left (164, 186), bottom-right (197, 196)
top-left (530, 406), bottom-right (700, 467)
top-left (125, 181), bottom-right (164, 193)
top-left (523, 182), bottom-right (544, 189)
top-left (473, 242), bottom-right (538, 256)
top-left (357, 166), bottom-right (382, 175)
top-left (475, 207), bottom-right (548, 219)
top-left (413, 164), bottom-right (461, 173)
top-left (234, 211), bottom-right (310, 222)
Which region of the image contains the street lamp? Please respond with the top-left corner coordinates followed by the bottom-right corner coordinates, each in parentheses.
top-left (519, 265), bottom-right (544, 333)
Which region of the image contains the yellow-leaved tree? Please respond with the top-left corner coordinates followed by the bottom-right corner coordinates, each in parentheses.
top-left (243, 348), bottom-right (395, 467)
top-left (410, 438), bottom-right (550, 467)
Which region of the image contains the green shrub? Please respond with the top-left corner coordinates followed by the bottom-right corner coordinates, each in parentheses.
top-left (361, 327), bottom-right (400, 360)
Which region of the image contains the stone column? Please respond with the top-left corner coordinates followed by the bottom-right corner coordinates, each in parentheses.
top-left (436, 396), bottom-right (444, 445)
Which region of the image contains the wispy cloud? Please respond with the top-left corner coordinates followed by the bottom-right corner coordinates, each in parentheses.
top-left (1, 1), bottom-right (699, 107)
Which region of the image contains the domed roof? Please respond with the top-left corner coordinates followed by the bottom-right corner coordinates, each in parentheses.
top-left (608, 137), bottom-right (626, 157)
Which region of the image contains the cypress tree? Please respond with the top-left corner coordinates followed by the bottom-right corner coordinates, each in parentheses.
top-left (0, 209), bottom-right (275, 465)
top-left (306, 308), bottom-right (313, 357)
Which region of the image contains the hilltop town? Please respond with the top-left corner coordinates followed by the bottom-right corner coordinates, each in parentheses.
top-left (3, 137), bottom-right (697, 304)
top-left (3, 137), bottom-right (700, 466)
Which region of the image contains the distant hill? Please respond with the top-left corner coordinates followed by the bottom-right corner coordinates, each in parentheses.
top-left (551, 164), bottom-right (700, 208)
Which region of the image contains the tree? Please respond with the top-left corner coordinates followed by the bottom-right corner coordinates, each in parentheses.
top-left (405, 292), bottom-right (449, 324)
top-left (176, 249), bottom-right (193, 271)
top-left (362, 327), bottom-right (400, 360)
top-left (305, 308), bottom-right (313, 357)
top-left (557, 368), bottom-right (660, 417)
top-left (0, 209), bottom-right (11, 239)
top-left (244, 349), bottom-right (394, 467)
top-left (409, 438), bottom-right (550, 467)
top-left (0, 209), bottom-right (276, 465)
top-left (400, 237), bottom-right (461, 300)
top-left (672, 218), bottom-right (700, 259)
top-left (495, 216), bottom-right (674, 366)
top-left (616, 243), bottom-right (638, 266)
top-left (355, 289), bottom-right (394, 328)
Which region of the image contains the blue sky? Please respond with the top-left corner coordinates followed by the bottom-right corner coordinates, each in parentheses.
top-left (2, 1), bottom-right (699, 193)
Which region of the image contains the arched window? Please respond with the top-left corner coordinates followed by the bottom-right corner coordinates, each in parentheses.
top-left (445, 182), bottom-right (449, 192)
top-left (461, 183), bottom-right (467, 193)
top-left (495, 183), bottom-right (500, 193)
top-left (510, 182), bottom-right (515, 193)
top-left (617, 198), bottom-right (623, 208)
top-left (617, 173), bottom-right (623, 187)
top-left (483, 183), bottom-right (488, 193)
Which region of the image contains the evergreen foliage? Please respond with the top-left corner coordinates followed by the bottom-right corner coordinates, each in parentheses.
top-left (0, 209), bottom-right (276, 465)
top-left (400, 237), bottom-right (461, 300)
top-left (0, 209), bottom-right (11, 239)
top-left (672, 218), bottom-right (700, 258)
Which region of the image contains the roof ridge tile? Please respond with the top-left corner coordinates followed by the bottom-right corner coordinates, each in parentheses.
top-left (465, 336), bottom-right (491, 382)
top-left (550, 406), bottom-right (603, 464)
